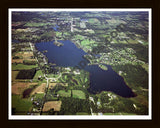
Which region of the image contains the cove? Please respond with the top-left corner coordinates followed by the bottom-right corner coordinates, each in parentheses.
top-left (35, 40), bottom-right (135, 97)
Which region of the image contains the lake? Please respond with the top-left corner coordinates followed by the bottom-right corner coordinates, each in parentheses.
top-left (35, 40), bottom-right (135, 97)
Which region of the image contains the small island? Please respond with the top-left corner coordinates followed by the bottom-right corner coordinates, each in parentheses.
top-left (99, 64), bottom-right (108, 71)
top-left (43, 50), bottom-right (48, 53)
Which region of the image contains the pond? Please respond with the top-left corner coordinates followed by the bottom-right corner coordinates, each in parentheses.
top-left (35, 40), bottom-right (135, 97)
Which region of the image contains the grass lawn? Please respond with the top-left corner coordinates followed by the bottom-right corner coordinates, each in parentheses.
top-left (12, 95), bottom-right (32, 114)
top-left (57, 90), bottom-right (71, 97)
top-left (12, 64), bottom-right (38, 70)
top-left (72, 90), bottom-right (86, 99)
top-left (33, 70), bottom-right (43, 79)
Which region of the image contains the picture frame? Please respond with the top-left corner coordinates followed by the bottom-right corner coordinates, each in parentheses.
top-left (0, 0), bottom-right (159, 127)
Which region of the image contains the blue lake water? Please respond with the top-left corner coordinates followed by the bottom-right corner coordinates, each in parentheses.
top-left (35, 40), bottom-right (135, 97)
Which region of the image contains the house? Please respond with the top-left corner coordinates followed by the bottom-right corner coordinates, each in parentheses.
top-left (73, 69), bottom-right (80, 74)
top-left (97, 101), bottom-right (101, 107)
top-left (65, 67), bottom-right (71, 71)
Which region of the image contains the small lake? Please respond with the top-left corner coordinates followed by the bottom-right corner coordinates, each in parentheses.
top-left (35, 40), bottom-right (135, 97)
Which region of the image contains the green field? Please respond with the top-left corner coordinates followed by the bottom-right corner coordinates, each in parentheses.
top-left (57, 90), bottom-right (86, 99)
top-left (57, 90), bottom-right (71, 97)
top-left (72, 90), bottom-right (86, 99)
top-left (33, 70), bottom-right (43, 79)
top-left (24, 22), bottom-right (53, 27)
top-left (12, 95), bottom-right (32, 114)
top-left (33, 93), bottom-right (45, 100)
top-left (12, 64), bottom-right (38, 70)
top-left (88, 18), bottom-right (101, 25)
top-left (81, 39), bottom-right (95, 46)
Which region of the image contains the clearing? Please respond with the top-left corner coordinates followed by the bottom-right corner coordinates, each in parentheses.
top-left (42, 101), bottom-right (62, 112)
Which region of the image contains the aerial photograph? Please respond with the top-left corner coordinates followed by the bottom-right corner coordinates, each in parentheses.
top-left (9, 9), bottom-right (151, 118)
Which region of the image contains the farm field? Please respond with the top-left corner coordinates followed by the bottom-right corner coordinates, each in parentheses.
top-left (30, 83), bottom-right (46, 95)
top-left (12, 82), bottom-right (38, 95)
top-left (12, 71), bottom-right (19, 81)
top-left (12, 59), bottom-right (23, 63)
top-left (57, 90), bottom-right (71, 97)
top-left (57, 90), bottom-right (86, 99)
top-left (16, 69), bottom-right (36, 79)
top-left (12, 95), bottom-right (32, 114)
top-left (33, 70), bottom-right (43, 79)
top-left (12, 63), bottom-right (38, 70)
top-left (42, 101), bottom-right (62, 112)
top-left (33, 93), bottom-right (45, 100)
top-left (15, 52), bottom-right (34, 59)
top-left (48, 83), bottom-right (68, 89)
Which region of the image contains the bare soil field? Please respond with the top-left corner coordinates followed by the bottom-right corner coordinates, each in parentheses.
top-left (26, 59), bottom-right (37, 62)
top-left (12, 59), bottom-right (23, 63)
top-left (48, 83), bottom-right (57, 89)
top-left (31, 83), bottom-right (46, 95)
top-left (15, 52), bottom-right (34, 59)
top-left (12, 71), bottom-right (19, 81)
top-left (12, 82), bottom-right (38, 95)
top-left (42, 101), bottom-right (62, 112)
top-left (12, 58), bottom-right (36, 64)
